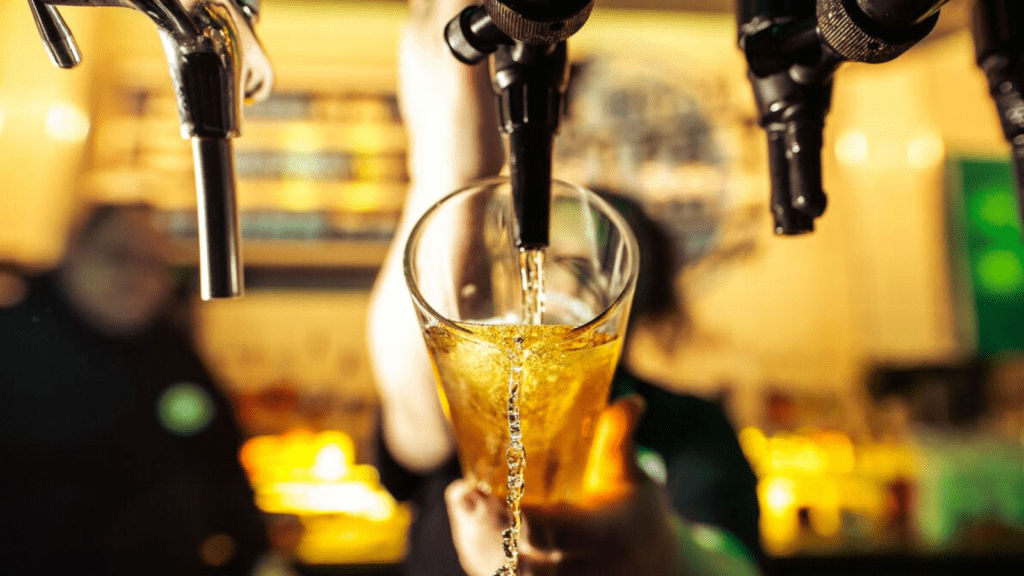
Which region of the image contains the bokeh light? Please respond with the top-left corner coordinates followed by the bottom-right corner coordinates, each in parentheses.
top-left (976, 249), bottom-right (1024, 295)
top-left (44, 102), bottom-right (90, 143)
top-left (158, 382), bottom-right (216, 436)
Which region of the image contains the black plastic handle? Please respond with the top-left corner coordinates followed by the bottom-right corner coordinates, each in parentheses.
top-left (785, 120), bottom-right (827, 218)
top-left (767, 129), bottom-right (815, 235)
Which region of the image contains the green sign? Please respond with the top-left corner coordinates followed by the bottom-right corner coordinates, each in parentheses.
top-left (948, 158), bottom-right (1024, 354)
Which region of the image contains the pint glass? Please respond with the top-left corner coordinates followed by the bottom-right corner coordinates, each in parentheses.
top-left (404, 178), bottom-right (639, 506)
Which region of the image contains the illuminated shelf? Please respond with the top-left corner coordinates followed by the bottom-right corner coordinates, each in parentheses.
top-left (169, 240), bottom-right (388, 270)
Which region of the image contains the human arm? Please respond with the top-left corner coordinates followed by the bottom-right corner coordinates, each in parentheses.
top-left (366, 0), bottom-right (505, 474)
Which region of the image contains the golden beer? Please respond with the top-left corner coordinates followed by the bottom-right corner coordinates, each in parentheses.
top-left (424, 321), bottom-right (622, 507)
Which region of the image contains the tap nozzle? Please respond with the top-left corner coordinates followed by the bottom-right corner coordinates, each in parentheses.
top-left (193, 137), bottom-right (242, 299)
top-left (29, 0), bottom-right (273, 299)
top-left (445, 2), bottom-right (585, 250)
top-left (740, 1), bottom-right (837, 236)
top-left (495, 42), bottom-right (567, 249)
top-left (152, 0), bottom-right (273, 298)
top-left (28, 0), bottom-right (80, 69)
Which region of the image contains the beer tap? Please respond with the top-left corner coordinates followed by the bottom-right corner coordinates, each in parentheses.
top-left (973, 0), bottom-right (1024, 222)
top-left (738, 0), bottom-right (949, 235)
top-left (27, 0), bottom-right (273, 299)
top-left (443, 0), bottom-right (593, 249)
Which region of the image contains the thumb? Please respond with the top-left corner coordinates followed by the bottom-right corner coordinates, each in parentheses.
top-left (581, 394), bottom-right (646, 503)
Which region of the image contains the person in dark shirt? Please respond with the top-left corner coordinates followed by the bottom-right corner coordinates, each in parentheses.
top-left (367, 2), bottom-right (762, 575)
top-left (0, 205), bottom-right (272, 576)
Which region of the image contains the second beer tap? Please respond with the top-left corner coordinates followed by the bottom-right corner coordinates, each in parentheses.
top-left (27, 0), bottom-right (273, 299)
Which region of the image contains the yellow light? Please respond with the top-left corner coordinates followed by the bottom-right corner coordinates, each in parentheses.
top-left (762, 476), bottom-right (796, 514)
top-left (793, 446), bottom-right (826, 472)
top-left (820, 432), bottom-right (856, 474)
top-left (805, 481), bottom-right (842, 538)
top-left (339, 182), bottom-right (388, 213)
top-left (835, 130), bottom-right (869, 166)
top-left (0, 105), bottom-right (6, 135)
top-left (259, 480), bottom-right (396, 519)
top-left (312, 442), bottom-right (349, 482)
top-left (280, 180), bottom-right (322, 211)
top-left (282, 123), bottom-right (321, 153)
top-left (240, 430), bottom-right (401, 521)
top-left (348, 122), bottom-right (390, 156)
top-left (45, 102), bottom-right (90, 143)
top-left (738, 426), bottom-right (768, 466)
top-left (907, 133), bottom-right (944, 170)
top-left (810, 506), bottom-right (842, 538)
top-left (766, 435), bottom-right (827, 473)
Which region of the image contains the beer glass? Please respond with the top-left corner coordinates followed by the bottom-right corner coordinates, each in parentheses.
top-left (404, 177), bottom-right (639, 507)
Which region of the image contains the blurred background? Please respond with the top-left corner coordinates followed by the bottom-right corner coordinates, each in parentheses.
top-left (1, 0), bottom-right (1023, 574)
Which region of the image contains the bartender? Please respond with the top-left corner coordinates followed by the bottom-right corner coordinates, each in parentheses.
top-left (0, 204), bottom-right (276, 575)
top-left (367, 1), bottom-right (763, 575)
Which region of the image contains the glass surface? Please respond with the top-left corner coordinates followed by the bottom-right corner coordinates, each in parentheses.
top-left (404, 177), bottom-right (639, 506)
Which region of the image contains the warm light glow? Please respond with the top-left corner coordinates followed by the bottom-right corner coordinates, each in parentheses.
top-left (744, 427), bottom-right (918, 555)
top-left (239, 429), bottom-right (402, 519)
top-left (819, 431), bottom-right (856, 475)
top-left (339, 182), bottom-right (388, 213)
top-left (835, 130), bottom-right (869, 165)
top-left (45, 102), bottom-right (90, 143)
top-left (808, 486), bottom-right (842, 538)
top-left (199, 533), bottom-right (236, 567)
top-left (0, 105), bottom-right (6, 135)
top-left (238, 429), bottom-right (410, 565)
top-left (766, 435), bottom-right (826, 473)
top-left (259, 481), bottom-right (396, 519)
top-left (282, 123), bottom-right (322, 153)
top-left (312, 442), bottom-right (349, 482)
top-left (348, 122), bottom-right (390, 156)
top-left (280, 180), bottom-right (323, 211)
top-left (738, 426), bottom-right (768, 466)
top-left (907, 133), bottom-right (945, 169)
top-left (763, 476), bottom-right (796, 513)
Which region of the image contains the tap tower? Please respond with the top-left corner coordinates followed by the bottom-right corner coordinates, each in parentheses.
top-left (27, 0), bottom-right (273, 299)
top-left (444, 0), bottom-right (593, 250)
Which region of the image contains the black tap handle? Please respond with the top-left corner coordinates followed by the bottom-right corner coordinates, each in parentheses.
top-left (973, 0), bottom-right (1024, 145)
top-left (493, 42), bottom-right (567, 249)
top-left (817, 0), bottom-right (942, 64)
top-left (446, 2), bottom-right (586, 250)
top-left (509, 127), bottom-right (552, 249)
top-left (483, 0), bottom-right (593, 44)
top-left (853, 0), bottom-right (951, 28)
top-left (973, 0), bottom-right (1024, 59)
top-left (28, 0), bottom-right (81, 69)
top-left (738, 0), bottom-right (816, 32)
top-left (446, 5), bottom-right (509, 65)
top-left (974, 0), bottom-right (1024, 219)
top-left (768, 128), bottom-right (815, 235)
top-left (785, 119), bottom-right (827, 218)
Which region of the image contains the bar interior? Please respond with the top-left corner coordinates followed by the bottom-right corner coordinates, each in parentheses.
top-left (0, 1), bottom-right (1022, 575)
